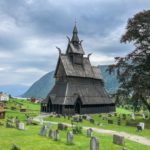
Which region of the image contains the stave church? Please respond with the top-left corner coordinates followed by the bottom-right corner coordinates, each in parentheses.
top-left (41, 25), bottom-right (115, 114)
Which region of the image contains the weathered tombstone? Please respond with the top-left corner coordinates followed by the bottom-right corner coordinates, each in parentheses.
top-left (142, 114), bottom-right (145, 119)
top-left (48, 129), bottom-right (54, 139)
top-left (6, 120), bottom-right (12, 128)
top-left (79, 116), bottom-right (83, 122)
top-left (82, 115), bottom-right (87, 120)
top-left (47, 122), bottom-right (51, 128)
top-left (137, 122), bottom-right (145, 131)
top-left (58, 123), bottom-right (66, 130)
top-left (90, 137), bottom-right (99, 150)
top-left (117, 119), bottom-right (121, 126)
top-left (114, 112), bottom-right (117, 117)
top-left (12, 144), bottom-right (20, 150)
top-left (108, 113), bottom-right (112, 117)
top-left (108, 120), bottom-right (113, 124)
top-left (87, 128), bottom-right (93, 137)
top-left (131, 113), bottom-right (135, 120)
top-left (67, 131), bottom-right (74, 144)
top-left (18, 122), bottom-right (25, 130)
top-left (97, 123), bottom-right (103, 126)
top-left (87, 115), bottom-right (92, 121)
top-left (54, 130), bottom-right (59, 141)
top-left (89, 119), bottom-right (95, 124)
top-left (15, 118), bottom-right (20, 129)
top-left (40, 125), bottom-right (47, 136)
top-left (113, 134), bottom-right (125, 146)
top-left (26, 117), bottom-right (31, 125)
top-left (40, 118), bottom-right (43, 125)
top-left (10, 116), bottom-right (15, 123)
top-left (137, 125), bottom-right (142, 131)
top-left (139, 122), bottom-right (145, 130)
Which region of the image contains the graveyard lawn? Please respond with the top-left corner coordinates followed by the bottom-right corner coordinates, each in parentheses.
top-left (44, 113), bottom-right (150, 139)
top-left (0, 99), bottom-right (150, 149)
top-left (0, 124), bottom-right (150, 150)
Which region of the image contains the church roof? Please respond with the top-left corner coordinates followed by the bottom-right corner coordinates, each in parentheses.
top-left (42, 79), bottom-right (112, 105)
top-left (55, 54), bottom-right (102, 80)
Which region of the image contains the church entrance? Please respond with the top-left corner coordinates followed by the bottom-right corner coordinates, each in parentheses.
top-left (74, 97), bottom-right (82, 114)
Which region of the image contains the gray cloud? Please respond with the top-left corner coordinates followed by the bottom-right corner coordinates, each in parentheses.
top-left (0, 0), bottom-right (150, 88)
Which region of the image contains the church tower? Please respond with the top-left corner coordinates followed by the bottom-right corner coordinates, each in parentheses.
top-left (41, 25), bottom-right (115, 114)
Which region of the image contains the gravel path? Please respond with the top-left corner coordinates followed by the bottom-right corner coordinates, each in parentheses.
top-left (33, 114), bottom-right (150, 146)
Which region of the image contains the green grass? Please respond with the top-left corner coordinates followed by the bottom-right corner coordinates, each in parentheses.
top-left (44, 113), bottom-right (150, 139)
top-left (0, 99), bottom-right (150, 150)
top-left (0, 124), bottom-right (150, 150)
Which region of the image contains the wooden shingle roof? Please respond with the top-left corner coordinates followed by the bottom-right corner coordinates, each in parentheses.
top-left (58, 54), bottom-right (102, 80)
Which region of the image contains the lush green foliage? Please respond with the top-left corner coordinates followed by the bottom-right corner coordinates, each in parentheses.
top-left (109, 10), bottom-right (150, 111)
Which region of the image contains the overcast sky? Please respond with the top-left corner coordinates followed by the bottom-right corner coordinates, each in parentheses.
top-left (0, 0), bottom-right (150, 87)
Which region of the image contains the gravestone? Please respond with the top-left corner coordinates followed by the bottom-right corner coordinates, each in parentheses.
top-left (90, 137), bottom-right (99, 150)
top-left (113, 134), bottom-right (125, 146)
top-left (87, 128), bottom-right (93, 137)
top-left (79, 116), bottom-right (83, 122)
top-left (48, 129), bottom-right (54, 139)
top-left (12, 144), bottom-right (20, 150)
top-left (58, 123), bottom-right (67, 130)
top-left (82, 115), bottom-right (87, 120)
top-left (97, 123), bottom-right (103, 126)
top-left (54, 130), bottom-right (59, 141)
top-left (6, 120), bottom-right (12, 128)
top-left (137, 125), bottom-right (142, 132)
top-left (40, 118), bottom-right (43, 125)
top-left (47, 122), bottom-right (51, 128)
top-left (26, 118), bottom-right (31, 125)
top-left (10, 116), bottom-right (15, 123)
top-left (89, 119), bottom-right (95, 124)
top-left (139, 122), bottom-right (145, 130)
top-left (108, 120), bottom-right (113, 124)
top-left (40, 125), bottom-right (47, 136)
top-left (87, 115), bottom-right (92, 121)
top-left (131, 113), bottom-right (135, 120)
top-left (137, 122), bottom-right (145, 131)
top-left (18, 122), bottom-right (25, 130)
top-left (67, 131), bottom-right (74, 144)
top-left (117, 119), bottom-right (121, 125)
top-left (15, 118), bottom-right (20, 129)
top-left (142, 114), bottom-right (145, 119)
top-left (108, 113), bottom-right (112, 117)
top-left (114, 112), bottom-right (117, 117)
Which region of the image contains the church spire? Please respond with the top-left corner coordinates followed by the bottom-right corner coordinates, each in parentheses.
top-left (71, 24), bottom-right (79, 46)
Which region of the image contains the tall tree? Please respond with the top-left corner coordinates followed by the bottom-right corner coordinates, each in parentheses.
top-left (108, 10), bottom-right (150, 111)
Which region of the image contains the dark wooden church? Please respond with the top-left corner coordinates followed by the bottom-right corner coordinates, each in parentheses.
top-left (41, 25), bottom-right (115, 114)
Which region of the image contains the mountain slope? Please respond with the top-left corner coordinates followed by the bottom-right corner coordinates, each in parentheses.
top-left (22, 71), bottom-right (55, 98)
top-left (22, 65), bottom-right (119, 98)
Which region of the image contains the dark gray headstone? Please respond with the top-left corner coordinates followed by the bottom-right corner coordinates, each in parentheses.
top-left (113, 134), bottom-right (125, 146)
top-left (48, 129), bottom-right (54, 139)
top-left (87, 128), bottom-right (93, 137)
top-left (90, 137), bottom-right (99, 150)
top-left (54, 130), bottom-right (59, 141)
top-left (40, 125), bottom-right (47, 136)
top-left (67, 131), bottom-right (74, 144)
top-left (47, 122), bottom-right (51, 128)
top-left (26, 118), bottom-right (31, 125)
